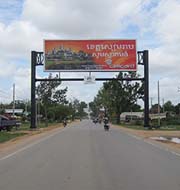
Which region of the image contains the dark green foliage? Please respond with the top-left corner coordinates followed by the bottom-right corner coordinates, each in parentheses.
top-left (52, 88), bottom-right (68, 104)
top-left (36, 76), bottom-right (88, 122)
top-left (161, 116), bottom-right (180, 126)
top-left (163, 101), bottom-right (175, 112)
top-left (175, 103), bottom-right (180, 115)
top-left (69, 99), bottom-right (88, 120)
top-left (36, 74), bottom-right (63, 106)
top-left (36, 74), bottom-right (68, 122)
top-left (0, 132), bottom-right (26, 143)
top-left (89, 72), bottom-right (143, 124)
top-left (47, 104), bottom-right (71, 122)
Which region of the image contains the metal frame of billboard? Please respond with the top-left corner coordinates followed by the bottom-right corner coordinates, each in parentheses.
top-left (44, 39), bottom-right (137, 72)
top-left (31, 50), bottom-right (149, 129)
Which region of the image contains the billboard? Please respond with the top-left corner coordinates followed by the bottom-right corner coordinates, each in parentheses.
top-left (44, 39), bottom-right (137, 72)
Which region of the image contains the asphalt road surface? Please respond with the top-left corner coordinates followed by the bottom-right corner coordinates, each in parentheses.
top-left (0, 120), bottom-right (180, 190)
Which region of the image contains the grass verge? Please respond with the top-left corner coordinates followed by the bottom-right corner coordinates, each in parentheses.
top-left (0, 132), bottom-right (27, 143)
top-left (119, 123), bottom-right (180, 131)
top-left (19, 121), bottom-right (60, 131)
top-left (119, 124), bottom-right (144, 130)
top-left (0, 121), bottom-right (60, 144)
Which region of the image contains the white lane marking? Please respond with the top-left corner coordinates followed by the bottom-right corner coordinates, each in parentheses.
top-left (130, 134), bottom-right (142, 140)
top-left (0, 128), bottom-right (66, 161)
top-left (124, 131), bottom-right (180, 158)
top-left (170, 151), bottom-right (180, 157)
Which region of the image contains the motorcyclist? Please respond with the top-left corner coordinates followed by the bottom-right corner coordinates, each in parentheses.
top-left (103, 115), bottom-right (109, 131)
top-left (63, 118), bottom-right (67, 127)
top-left (104, 116), bottom-right (109, 124)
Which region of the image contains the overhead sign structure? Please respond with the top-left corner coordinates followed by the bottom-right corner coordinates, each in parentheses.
top-left (31, 50), bottom-right (149, 129)
top-left (44, 39), bottom-right (137, 72)
top-left (84, 75), bottom-right (96, 84)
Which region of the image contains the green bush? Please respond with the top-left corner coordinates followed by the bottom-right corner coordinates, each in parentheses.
top-left (135, 120), bottom-right (143, 125)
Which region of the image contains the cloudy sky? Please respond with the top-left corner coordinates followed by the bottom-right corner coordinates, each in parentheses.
top-left (0, 0), bottom-right (180, 107)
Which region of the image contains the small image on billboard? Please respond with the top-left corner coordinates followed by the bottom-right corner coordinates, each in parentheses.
top-left (44, 40), bottom-right (136, 72)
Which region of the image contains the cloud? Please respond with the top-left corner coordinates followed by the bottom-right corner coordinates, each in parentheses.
top-left (0, 0), bottom-right (23, 24)
top-left (0, 0), bottom-right (180, 105)
top-left (22, 0), bottom-right (143, 37)
top-left (0, 18), bottom-right (58, 102)
top-left (0, 57), bottom-right (16, 77)
top-left (0, 21), bottom-right (58, 59)
top-left (152, 0), bottom-right (180, 44)
top-left (136, 0), bottom-right (180, 98)
top-left (14, 67), bottom-right (31, 100)
top-left (149, 45), bottom-right (180, 76)
top-left (62, 80), bottom-right (103, 103)
top-left (149, 76), bottom-right (180, 105)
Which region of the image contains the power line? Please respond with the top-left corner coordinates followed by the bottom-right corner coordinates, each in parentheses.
top-left (0, 89), bottom-right (10, 94)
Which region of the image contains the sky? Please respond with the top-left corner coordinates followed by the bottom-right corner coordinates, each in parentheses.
top-left (0, 0), bottom-right (180, 107)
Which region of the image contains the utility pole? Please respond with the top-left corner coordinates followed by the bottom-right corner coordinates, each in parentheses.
top-left (13, 83), bottom-right (15, 117)
top-left (162, 98), bottom-right (165, 113)
top-left (150, 97), bottom-right (153, 108)
top-left (150, 97), bottom-right (153, 113)
top-left (158, 80), bottom-right (160, 126)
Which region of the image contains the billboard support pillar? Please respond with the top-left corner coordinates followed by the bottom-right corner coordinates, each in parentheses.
top-left (30, 51), bottom-right (37, 129)
top-left (143, 50), bottom-right (150, 128)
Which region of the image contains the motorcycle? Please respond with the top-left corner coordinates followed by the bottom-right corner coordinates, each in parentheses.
top-left (93, 118), bottom-right (98, 124)
top-left (104, 123), bottom-right (109, 131)
top-left (104, 117), bottom-right (109, 131)
top-left (63, 120), bottom-right (67, 127)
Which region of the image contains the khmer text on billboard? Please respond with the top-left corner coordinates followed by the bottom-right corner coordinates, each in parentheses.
top-left (44, 40), bottom-right (137, 71)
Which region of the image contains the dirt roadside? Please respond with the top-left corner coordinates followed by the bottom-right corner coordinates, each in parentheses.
top-left (0, 121), bottom-right (79, 158)
top-left (113, 125), bottom-right (180, 153)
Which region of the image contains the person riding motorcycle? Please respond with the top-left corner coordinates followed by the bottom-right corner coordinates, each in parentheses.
top-left (63, 118), bottom-right (67, 127)
top-left (103, 116), bottom-right (109, 131)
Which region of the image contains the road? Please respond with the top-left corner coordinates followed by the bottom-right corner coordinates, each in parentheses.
top-left (0, 120), bottom-right (180, 190)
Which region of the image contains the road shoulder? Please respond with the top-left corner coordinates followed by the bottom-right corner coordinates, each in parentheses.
top-left (0, 121), bottom-right (79, 159)
top-left (112, 124), bottom-right (180, 155)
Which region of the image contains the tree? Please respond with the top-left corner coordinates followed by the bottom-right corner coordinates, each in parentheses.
top-left (89, 101), bottom-right (99, 118)
top-left (47, 104), bottom-right (71, 122)
top-left (52, 88), bottom-right (68, 104)
top-left (163, 101), bottom-right (175, 112)
top-left (150, 104), bottom-right (162, 114)
top-left (78, 101), bottom-right (88, 119)
top-left (131, 104), bottom-right (142, 112)
top-left (175, 103), bottom-right (180, 115)
top-left (90, 72), bottom-right (143, 124)
top-left (69, 99), bottom-right (88, 120)
top-left (9, 100), bottom-right (31, 112)
top-left (36, 74), bottom-right (68, 123)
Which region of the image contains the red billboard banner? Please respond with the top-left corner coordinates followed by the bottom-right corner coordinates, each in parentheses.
top-left (44, 39), bottom-right (137, 71)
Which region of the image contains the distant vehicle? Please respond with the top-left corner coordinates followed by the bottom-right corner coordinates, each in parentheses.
top-left (93, 118), bottom-right (98, 124)
top-left (63, 119), bottom-right (67, 127)
top-left (104, 123), bottom-right (109, 131)
top-left (104, 117), bottom-right (110, 131)
top-left (98, 119), bottom-right (102, 124)
top-left (0, 115), bottom-right (21, 131)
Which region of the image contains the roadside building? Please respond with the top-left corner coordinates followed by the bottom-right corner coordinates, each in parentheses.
top-left (120, 112), bottom-right (143, 122)
top-left (4, 109), bottom-right (24, 118)
top-left (120, 112), bottom-right (167, 124)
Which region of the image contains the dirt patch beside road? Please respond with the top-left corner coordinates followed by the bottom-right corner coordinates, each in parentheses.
top-left (113, 125), bottom-right (180, 153)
